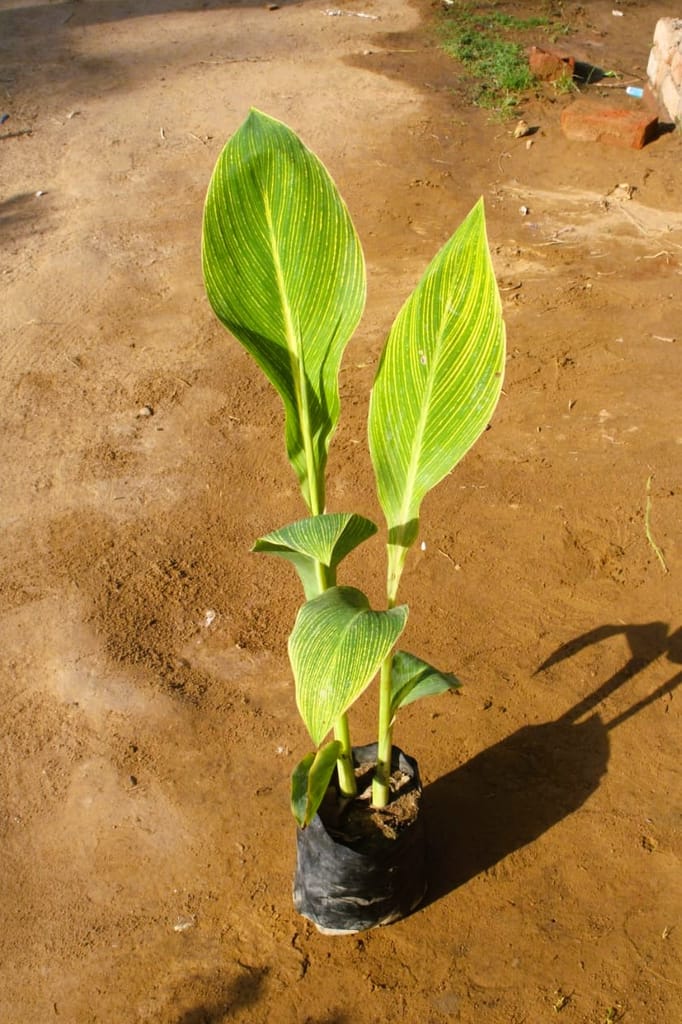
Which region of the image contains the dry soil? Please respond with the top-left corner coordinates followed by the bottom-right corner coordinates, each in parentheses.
top-left (1, 1), bottom-right (680, 1022)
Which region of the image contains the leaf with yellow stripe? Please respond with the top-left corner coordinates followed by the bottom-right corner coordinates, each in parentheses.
top-left (390, 650), bottom-right (461, 718)
top-left (368, 199), bottom-right (505, 599)
top-left (253, 513), bottom-right (378, 599)
top-left (289, 587), bottom-right (408, 745)
top-left (290, 740), bottom-right (342, 828)
top-left (202, 109), bottom-right (366, 514)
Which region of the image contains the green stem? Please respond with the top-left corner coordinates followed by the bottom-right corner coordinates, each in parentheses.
top-left (371, 652), bottom-right (394, 807)
top-left (372, 543), bottom-right (407, 807)
top-left (277, 252), bottom-right (354, 796)
top-left (333, 713), bottom-right (357, 797)
top-left (310, 560), bottom-right (357, 797)
top-left (295, 330), bottom-right (325, 518)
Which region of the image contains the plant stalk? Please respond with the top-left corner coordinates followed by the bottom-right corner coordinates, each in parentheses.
top-left (311, 559), bottom-right (357, 798)
top-left (371, 652), bottom-right (394, 807)
top-left (333, 714), bottom-right (357, 797)
top-left (372, 545), bottom-right (407, 807)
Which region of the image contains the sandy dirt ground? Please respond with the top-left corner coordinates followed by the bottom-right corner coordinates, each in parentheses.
top-left (1, 1), bottom-right (681, 1021)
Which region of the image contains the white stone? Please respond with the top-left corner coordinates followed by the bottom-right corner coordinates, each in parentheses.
top-left (653, 17), bottom-right (682, 58)
top-left (660, 73), bottom-right (682, 122)
top-left (672, 51), bottom-right (682, 87)
top-left (647, 46), bottom-right (661, 85)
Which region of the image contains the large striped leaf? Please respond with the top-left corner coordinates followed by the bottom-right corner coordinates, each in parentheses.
top-left (253, 513), bottom-right (378, 599)
top-left (289, 587), bottom-right (408, 745)
top-left (202, 109), bottom-right (366, 513)
top-left (368, 199), bottom-right (505, 599)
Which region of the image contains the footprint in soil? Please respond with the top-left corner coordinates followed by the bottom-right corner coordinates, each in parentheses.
top-left (424, 621), bottom-right (682, 901)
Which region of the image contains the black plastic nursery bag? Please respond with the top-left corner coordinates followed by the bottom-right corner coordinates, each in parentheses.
top-left (293, 743), bottom-right (428, 934)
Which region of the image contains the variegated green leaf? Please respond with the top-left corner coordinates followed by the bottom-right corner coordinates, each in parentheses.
top-left (290, 740), bottom-right (343, 828)
top-left (202, 109), bottom-right (366, 513)
top-left (368, 199), bottom-right (505, 599)
top-left (390, 650), bottom-right (461, 718)
top-left (253, 513), bottom-right (378, 599)
top-left (290, 750), bottom-right (315, 829)
top-left (289, 587), bottom-right (408, 745)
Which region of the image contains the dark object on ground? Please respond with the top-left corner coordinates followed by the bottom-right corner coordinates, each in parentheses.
top-left (293, 744), bottom-right (427, 934)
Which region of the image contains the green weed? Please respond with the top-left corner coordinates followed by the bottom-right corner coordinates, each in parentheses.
top-left (437, 1), bottom-right (570, 115)
top-left (553, 69), bottom-right (577, 95)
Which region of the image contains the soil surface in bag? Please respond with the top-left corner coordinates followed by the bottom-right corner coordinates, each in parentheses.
top-left (294, 746), bottom-right (427, 934)
top-left (319, 748), bottom-right (421, 845)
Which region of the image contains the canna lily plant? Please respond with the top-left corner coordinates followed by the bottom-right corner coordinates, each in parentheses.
top-left (202, 109), bottom-right (505, 827)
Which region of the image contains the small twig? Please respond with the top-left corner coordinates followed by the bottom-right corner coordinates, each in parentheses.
top-left (1, 129), bottom-right (33, 140)
top-left (636, 251), bottom-right (675, 261)
top-left (645, 475), bottom-right (668, 573)
top-left (199, 57), bottom-right (272, 64)
top-left (437, 548), bottom-right (461, 569)
top-left (323, 8), bottom-right (379, 18)
top-left (536, 230), bottom-right (575, 246)
top-left (596, 77), bottom-right (641, 88)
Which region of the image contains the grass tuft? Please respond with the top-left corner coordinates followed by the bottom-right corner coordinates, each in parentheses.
top-left (437, 2), bottom-right (570, 115)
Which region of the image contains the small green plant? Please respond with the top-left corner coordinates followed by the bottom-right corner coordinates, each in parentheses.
top-left (202, 110), bottom-right (505, 823)
top-left (553, 70), bottom-right (578, 96)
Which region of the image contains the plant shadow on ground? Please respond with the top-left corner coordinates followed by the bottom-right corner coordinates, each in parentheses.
top-left (0, 193), bottom-right (45, 235)
top-left (172, 963), bottom-right (349, 1024)
top-left (173, 966), bottom-right (268, 1024)
top-left (0, 0), bottom-right (299, 107)
top-left (423, 622), bottom-right (682, 904)
top-left (2, 0), bottom-right (293, 28)
top-left (573, 61), bottom-right (608, 86)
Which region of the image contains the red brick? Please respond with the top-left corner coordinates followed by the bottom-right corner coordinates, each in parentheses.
top-left (560, 100), bottom-right (659, 149)
top-left (527, 46), bottom-right (575, 82)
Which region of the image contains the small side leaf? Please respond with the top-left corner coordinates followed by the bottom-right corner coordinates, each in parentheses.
top-left (290, 741), bottom-right (342, 828)
top-left (290, 751), bottom-right (315, 828)
top-left (289, 586), bottom-right (408, 745)
top-left (253, 513), bottom-right (378, 599)
top-left (390, 650), bottom-right (461, 718)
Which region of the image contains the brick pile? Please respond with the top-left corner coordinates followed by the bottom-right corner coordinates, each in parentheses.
top-left (647, 17), bottom-right (682, 124)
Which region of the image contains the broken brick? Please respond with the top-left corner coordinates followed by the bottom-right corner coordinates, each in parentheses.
top-left (527, 45), bottom-right (575, 82)
top-left (560, 101), bottom-right (659, 149)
